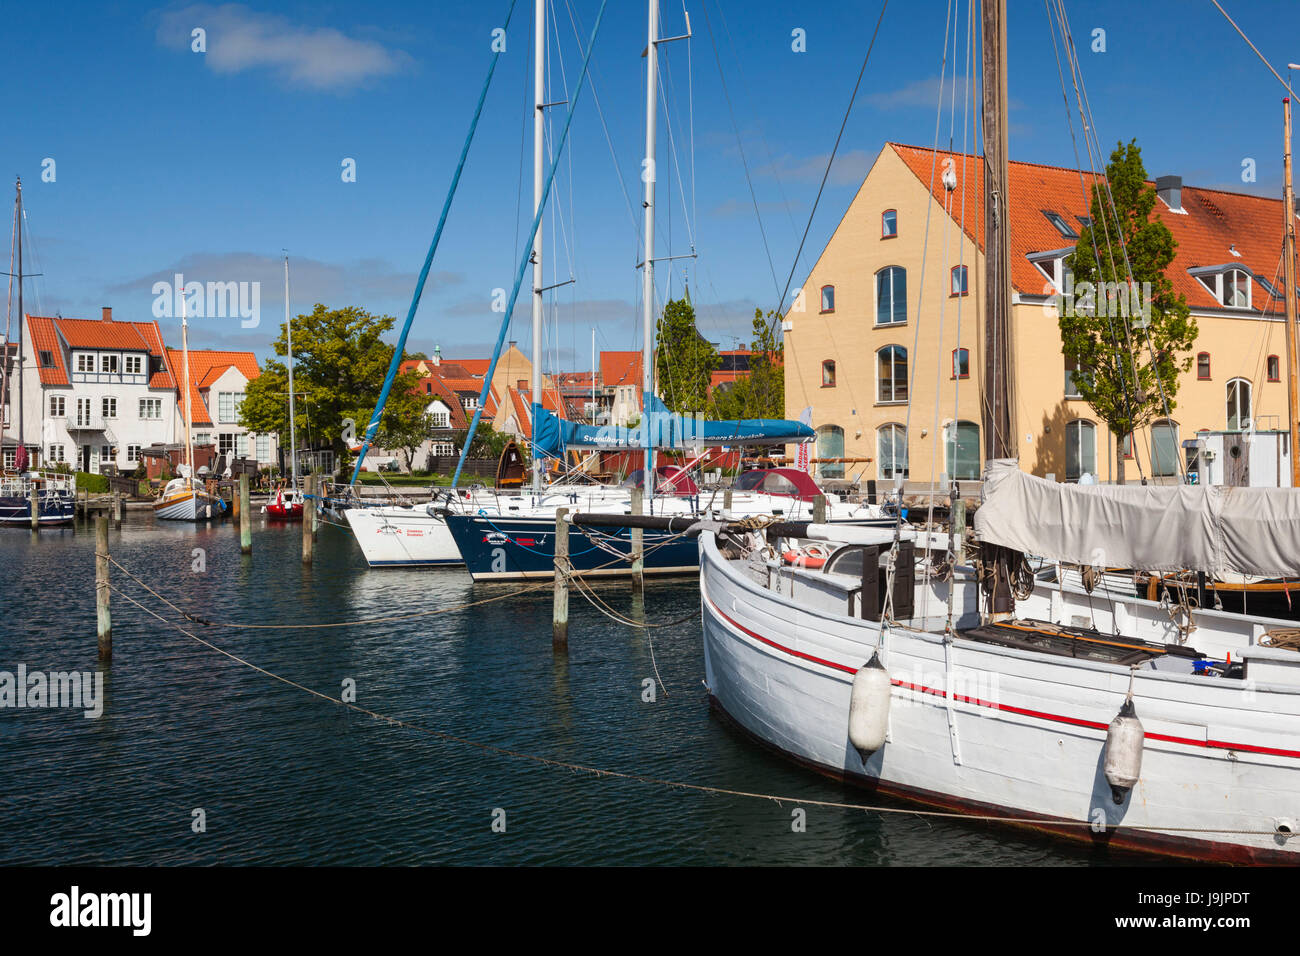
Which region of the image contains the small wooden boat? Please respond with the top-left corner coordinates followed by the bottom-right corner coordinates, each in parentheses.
top-left (153, 475), bottom-right (223, 521)
top-left (264, 486), bottom-right (305, 521)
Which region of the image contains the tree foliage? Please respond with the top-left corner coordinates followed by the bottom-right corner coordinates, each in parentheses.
top-left (239, 304), bottom-right (426, 467)
top-left (1058, 140), bottom-right (1196, 483)
top-left (655, 297), bottom-right (719, 415)
top-left (712, 309), bottom-right (786, 420)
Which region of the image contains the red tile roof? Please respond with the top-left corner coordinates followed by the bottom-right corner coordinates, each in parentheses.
top-left (166, 348), bottom-right (262, 429)
top-left (599, 350), bottom-right (642, 388)
top-left (26, 315), bottom-right (68, 386)
top-left (26, 313), bottom-right (175, 389)
top-left (888, 143), bottom-right (1291, 315)
top-left (54, 317), bottom-right (152, 351)
top-left (506, 381), bottom-right (565, 441)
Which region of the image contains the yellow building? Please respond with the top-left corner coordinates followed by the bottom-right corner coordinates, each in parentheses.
top-left (785, 143), bottom-right (1295, 486)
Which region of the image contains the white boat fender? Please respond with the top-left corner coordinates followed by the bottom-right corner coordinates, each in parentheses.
top-left (1104, 697), bottom-right (1144, 805)
top-left (848, 651), bottom-right (892, 756)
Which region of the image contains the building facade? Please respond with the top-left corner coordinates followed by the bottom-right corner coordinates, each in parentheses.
top-left (785, 143), bottom-right (1297, 486)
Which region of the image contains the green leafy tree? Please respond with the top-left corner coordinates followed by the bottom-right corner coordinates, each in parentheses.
top-left (1058, 140), bottom-right (1196, 484)
top-left (378, 384), bottom-right (435, 471)
top-left (450, 421), bottom-right (512, 461)
top-left (713, 308), bottom-right (785, 420)
top-left (239, 304), bottom-right (425, 468)
top-left (655, 297), bottom-right (719, 415)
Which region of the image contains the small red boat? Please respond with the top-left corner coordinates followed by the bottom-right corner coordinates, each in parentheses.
top-left (264, 486), bottom-right (305, 521)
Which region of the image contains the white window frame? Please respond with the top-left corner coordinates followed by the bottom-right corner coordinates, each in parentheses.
top-left (874, 266), bottom-right (907, 327)
top-left (1065, 419), bottom-right (1097, 482)
top-left (139, 398), bottom-right (162, 420)
top-left (877, 423), bottom-right (908, 480)
top-left (102, 396), bottom-right (117, 418)
top-left (124, 355), bottom-right (143, 375)
top-left (1226, 378), bottom-right (1252, 431)
top-left (49, 395), bottom-right (66, 417)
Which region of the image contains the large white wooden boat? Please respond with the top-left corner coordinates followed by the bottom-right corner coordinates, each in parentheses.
top-left (153, 474), bottom-right (222, 521)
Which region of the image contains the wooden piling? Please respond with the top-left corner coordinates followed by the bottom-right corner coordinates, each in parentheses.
top-left (950, 498), bottom-right (967, 563)
top-left (239, 474), bottom-right (252, 555)
top-left (813, 493), bottom-right (827, 524)
top-left (30, 483), bottom-right (39, 530)
top-left (630, 487), bottom-right (644, 595)
top-left (553, 507), bottom-right (569, 651)
top-left (95, 516), bottom-right (112, 663)
top-left (111, 492), bottom-right (122, 528)
top-left (231, 479), bottom-right (241, 522)
top-left (301, 474), bottom-right (314, 565)
top-left (310, 475), bottom-right (319, 538)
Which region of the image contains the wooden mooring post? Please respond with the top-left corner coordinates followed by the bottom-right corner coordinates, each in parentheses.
top-left (231, 479), bottom-right (241, 522)
top-left (111, 492), bottom-right (122, 528)
top-left (630, 487), bottom-right (644, 595)
top-left (239, 474), bottom-right (252, 555)
top-left (950, 498), bottom-right (967, 562)
top-left (95, 516), bottom-right (112, 663)
top-left (30, 483), bottom-right (39, 530)
top-left (301, 475), bottom-right (315, 565)
top-left (553, 507), bottom-right (569, 651)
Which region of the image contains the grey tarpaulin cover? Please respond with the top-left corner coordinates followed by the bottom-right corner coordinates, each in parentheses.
top-left (973, 459), bottom-right (1300, 578)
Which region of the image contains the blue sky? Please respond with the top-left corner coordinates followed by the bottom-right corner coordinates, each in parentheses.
top-left (2, 0), bottom-right (1299, 372)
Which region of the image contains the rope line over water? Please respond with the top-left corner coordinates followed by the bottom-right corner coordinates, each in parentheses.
top-left (103, 570), bottom-right (1285, 840)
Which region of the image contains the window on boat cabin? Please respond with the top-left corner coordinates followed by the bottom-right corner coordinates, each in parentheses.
top-left (881, 209), bottom-right (898, 238)
top-left (1226, 378), bottom-right (1252, 431)
top-left (822, 359), bottom-right (836, 387)
top-left (815, 424), bottom-right (845, 479)
top-left (126, 445), bottom-right (141, 464)
top-left (951, 265), bottom-right (968, 296)
top-left (877, 345), bottom-right (908, 403)
top-left (218, 434), bottom-right (236, 455)
top-left (820, 285), bottom-right (835, 313)
top-left (945, 420), bottom-right (981, 481)
top-left (76, 353), bottom-right (93, 374)
top-left (952, 348), bottom-right (969, 379)
top-left (101, 397), bottom-right (116, 418)
top-left (47, 443), bottom-right (65, 463)
top-left (1150, 420), bottom-right (1179, 476)
top-left (101, 354), bottom-right (118, 374)
top-left (139, 398), bottom-right (162, 420)
top-left (878, 423), bottom-right (908, 480)
top-left (875, 266), bottom-right (907, 326)
top-left (49, 395), bottom-right (65, 417)
top-left (1268, 354), bottom-right (1281, 382)
top-left (256, 434), bottom-right (270, 462)
top-left (39, 350), bottom-right (54, 368)
top-left (1196, 352), bottom-right (1211, 380)
top-left (1065, 420), bottom-right (1097, 481)
top-left (124, 355), bottom-right (143, 375)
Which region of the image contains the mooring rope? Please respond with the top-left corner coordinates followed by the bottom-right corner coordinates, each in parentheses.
top-left (102, 578), bottom-right (1289, 839)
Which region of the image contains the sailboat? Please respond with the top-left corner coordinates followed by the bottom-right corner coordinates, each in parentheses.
top-left (265, 253), bottom-right (305, 521)
top-left (0, 176), bottom-right (75, 526)
top-left (697, 0), bottom-right (1300, 863)
top-left (153, 288), bottom-right (223, 521)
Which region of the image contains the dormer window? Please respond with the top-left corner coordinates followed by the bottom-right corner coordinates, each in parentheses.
top-left (38, 350), bottom-right (53, 368)
top-left (1042, 210), bottom-right (1077, 239)
top-left (1192, 266), bottom-right (1253, 309)
top-left (881, 209), bottom-right (898, 239)
top-left (1076, 215), bottom-right (1092, 230)
top-left (1028, 248), bottom-right (1072, 295)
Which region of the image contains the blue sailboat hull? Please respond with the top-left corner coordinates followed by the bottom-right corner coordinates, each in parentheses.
top-left (0, 493), bottom-right (76, 526)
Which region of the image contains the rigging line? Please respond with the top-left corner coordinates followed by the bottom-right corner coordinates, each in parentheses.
top-left (699, 0), bottom-right (780, 304)
top-left (1056, 0), bottom-right (1181, 477)
top-left (1046, 0), bottom-right (1147, 482)
top-left (1209, 0), bottom-right (1296, 98)
top-left (655, 59), bottom-right (696, 253)
top-left (107, 581), bottom-right (1283, 838)
top-left (766, 0), bottom-right (890, 338)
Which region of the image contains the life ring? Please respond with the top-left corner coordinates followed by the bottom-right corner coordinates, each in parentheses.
top-left (783, 543), bottom-right (830, 569)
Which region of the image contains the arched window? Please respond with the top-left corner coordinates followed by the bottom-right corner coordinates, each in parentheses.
top-left (1151, 420), bottom-right (1179, 477)
top-left (881, 209), bottom-right (898, 238)
top-left (1065, 420), bottom-right (1097, 482)
top-left (875, 266), bottom-right (907, 326)
top-left (1223, 269), bottom-right (1250, 308)
top-left (820, 285), bottom-right (835, 313)
top-left (816, 424), bottom-right (845, 479)
top-left (945, 421), bottom-right (981, 480)
top-left (1268, 355), bottom-right (1280, 382)
top-left (1196, 352), bottom-right (1211, 380)
top-left (822, 360), bottom-right (836, 387)
top-left (952, 348), bottom-right (969, 379)
top-left (877, 424), bottom-right (908, 480)
top-left (877, 345), bottom-right (908, 403)
top-left (1226, 378), bottom-right (1252, 431)
top-left (951, 265), bottom-right (968, 296)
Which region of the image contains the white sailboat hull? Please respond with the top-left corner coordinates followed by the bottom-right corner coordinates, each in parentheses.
top-left (699, 531), bottom-right (1300, 863)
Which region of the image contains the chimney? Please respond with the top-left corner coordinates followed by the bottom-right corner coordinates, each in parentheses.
top-left (101, 306), bottom-right (112, 323)
top-left (1155, 175), bottom-right (1182, 211)
top-left (432, 344), bottom-right (441, 366)
top-left (508, 339), bottom-right (517, 351)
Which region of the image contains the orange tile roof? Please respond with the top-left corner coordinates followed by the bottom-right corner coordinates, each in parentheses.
top-left (506, 383), bottom-right (565, 441)
top-left (600, 350), bottom-right (642, 388)
top-left (26, 315), bottom-right (68, 386)
top-left (26, 313), bottom-right (175, 388)
top-left (166, 348), bottom-right (262, 429)
top-left (54, 317), bottom-right (152, 351)
top-left (888, 143), bottom-right (1291, 314)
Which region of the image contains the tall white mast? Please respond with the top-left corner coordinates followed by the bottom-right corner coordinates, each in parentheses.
top-left (641, 0), bottom-right (660, 494)
top-left (530, 0), bottom-right (546, 493)
top-left (180, 289), bottom-right (194, 482)
top-left (285, 252), bottom-right (298, 488)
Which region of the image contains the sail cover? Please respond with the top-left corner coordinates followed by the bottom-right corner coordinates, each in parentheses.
top-left (974, 458), bottom-right (1300, 577)
top-left (531, 396), bottom-right (814, 461)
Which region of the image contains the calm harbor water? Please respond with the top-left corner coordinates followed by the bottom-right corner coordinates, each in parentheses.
top-left (0, 511), bottom-right (1141, 866)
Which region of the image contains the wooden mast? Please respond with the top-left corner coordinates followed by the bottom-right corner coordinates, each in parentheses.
top-left (980, 0), bottom-right (1017, 616)
top-left (1283, 96), bottom-right (1300, 487)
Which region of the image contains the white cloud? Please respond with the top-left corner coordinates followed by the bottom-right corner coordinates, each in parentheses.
top-left (755, 149), bottom-right (875, 187)
top-left (157, 4), bottom-right (413, 91)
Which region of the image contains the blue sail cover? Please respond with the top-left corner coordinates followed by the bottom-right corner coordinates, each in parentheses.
top-left (531, 395), bottom-right (814, 461)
